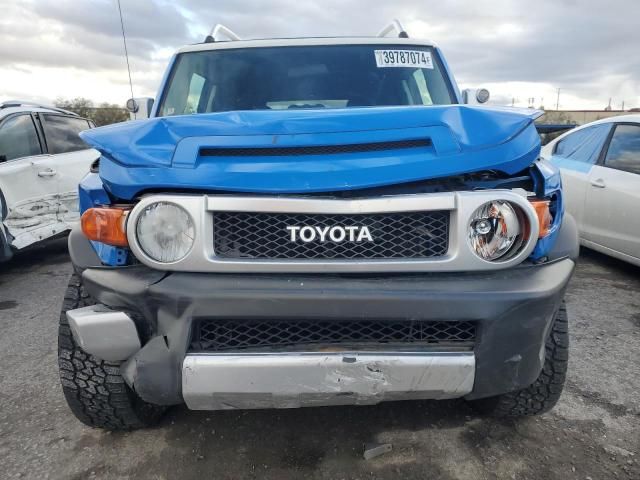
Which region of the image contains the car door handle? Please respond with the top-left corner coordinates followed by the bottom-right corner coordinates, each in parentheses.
top-left (38, 168), bottom-right (57, 177)
top-left (590, 178), bottom-right (606, 188)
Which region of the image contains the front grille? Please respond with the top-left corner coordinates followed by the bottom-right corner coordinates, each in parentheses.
top-left (190, 319), bottom-right (476, 352)
top-left (212, 211), bottom-right (449, 259)
top-left (199, 139), bottom-right (431, 157)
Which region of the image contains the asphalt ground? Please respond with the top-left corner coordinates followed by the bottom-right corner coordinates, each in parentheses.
top-left (1, 238), bottom-right (638, 480)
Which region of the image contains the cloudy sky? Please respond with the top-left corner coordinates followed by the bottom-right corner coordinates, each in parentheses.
top-left (1, 0), bottom-right (638, 110)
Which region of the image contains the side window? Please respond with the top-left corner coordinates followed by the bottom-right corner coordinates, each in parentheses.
top-left (554, 124), bottom-right (611, 164)
top-left (0, 114), bottom-right (42, 162)
top-left (41, 115), bottom-right (91, 154)
top-left (604, 124), bottom-right (640, 175)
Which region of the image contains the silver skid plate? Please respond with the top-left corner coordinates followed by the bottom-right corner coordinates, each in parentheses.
top-left (182, 352), bottom-right (475, 410)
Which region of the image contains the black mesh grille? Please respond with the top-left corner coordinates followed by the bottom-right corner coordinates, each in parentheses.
top-left (212, 211), bottom-right (449, 259)
top-left (190, 319), bottom-right (476, 352)
top-left (200, 139), bottom-right (430, 157)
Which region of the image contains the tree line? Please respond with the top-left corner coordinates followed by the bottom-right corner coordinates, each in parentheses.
top-left (54, 98), bottom-right (129, 127)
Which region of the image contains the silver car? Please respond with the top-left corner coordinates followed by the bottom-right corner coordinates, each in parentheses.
top-left (541, 115), bottom-right (640, 266)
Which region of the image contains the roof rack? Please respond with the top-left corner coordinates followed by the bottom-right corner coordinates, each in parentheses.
top-left (204, 24), bottom-right (241, 43)
top-left (377, 19), bottom-right (409, 38)
top-left (0, 100), bottom-right (79, 116)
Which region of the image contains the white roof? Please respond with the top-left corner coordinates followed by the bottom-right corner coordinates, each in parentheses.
top-left (553, 114), bottom-right (640, 137)
top-left (178, 36), bottom-right (437, 54)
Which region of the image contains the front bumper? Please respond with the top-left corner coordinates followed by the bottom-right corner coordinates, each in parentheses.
top-left (70, 218), bottom-right (575, 408)
top-left (183, 352), bottom-right (475, 410)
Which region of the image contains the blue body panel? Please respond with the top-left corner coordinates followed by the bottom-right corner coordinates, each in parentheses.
top-left (533, 157), bottom-right (563, 196)
top-left (78, 171), bottom-right (110, 211)
top-left (81, 105), bottom-right (542, 199)
top-left (530, 158), bottom-right (563, 260)
top-left (78, 172), bottom-right (129, 265)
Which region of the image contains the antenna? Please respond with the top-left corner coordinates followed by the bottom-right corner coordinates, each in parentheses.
top-left (377, 20), bottom-right (409, 38)
top-left (117, 0), bottom-right (136, 119)
top-left (205, 24), bottom-right (242, 43)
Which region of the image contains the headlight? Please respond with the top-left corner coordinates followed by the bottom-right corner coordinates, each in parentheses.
top-left (467, 200), bottom-right (526, 261)
top-left (135, 202), bottom-right (194, 262)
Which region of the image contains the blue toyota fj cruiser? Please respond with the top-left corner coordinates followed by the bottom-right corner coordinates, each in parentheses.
top-left (58, 22), bottom-right (578, 429)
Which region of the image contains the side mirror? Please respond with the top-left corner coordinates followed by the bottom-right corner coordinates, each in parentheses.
top-left (125, 97), bottom-right (154, 119)
top-left (125, 98), bottom-right (139, 113)
top-left (462, 88), bottom-right (490, 105)
top-left (475, 88), bottom-right (490, 104)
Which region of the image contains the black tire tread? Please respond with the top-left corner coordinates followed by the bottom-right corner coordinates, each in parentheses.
top-left (58, 273), bottom-right (164, 430)
top-left (470, 301), bottom-right (569, 417)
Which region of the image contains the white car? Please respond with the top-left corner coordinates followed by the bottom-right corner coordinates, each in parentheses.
top-left (0, 101), bottom-right (97, 261)
top-left (541, 114), bottom-right (640, 266)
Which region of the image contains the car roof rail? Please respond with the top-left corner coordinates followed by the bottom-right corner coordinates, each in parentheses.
top-left (204, 24), bottom-right (241, 43)
top-left (0, 100), bottom-right (79, 116)
top-left (377, 19), bottom-right (409, 38)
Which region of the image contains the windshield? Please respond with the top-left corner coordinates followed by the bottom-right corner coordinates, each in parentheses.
top-left (158, 45), bottom-right (455, 116)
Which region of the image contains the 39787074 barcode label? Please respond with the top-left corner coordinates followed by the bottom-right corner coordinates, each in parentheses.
top-left (374, 50), bottom-right (433, 69)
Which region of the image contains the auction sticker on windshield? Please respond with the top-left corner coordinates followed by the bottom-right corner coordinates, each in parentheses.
top-left (374, 50), bottom-right (433, 68)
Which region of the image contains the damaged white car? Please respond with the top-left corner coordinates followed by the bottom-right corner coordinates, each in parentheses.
top-left (0, 101), bottom-right (96, 261)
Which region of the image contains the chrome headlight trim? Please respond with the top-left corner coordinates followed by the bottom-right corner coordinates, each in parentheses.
top-left (134, 201), bottom-right (196, 263)
top-left (467, 200), bottom-right (528, 262)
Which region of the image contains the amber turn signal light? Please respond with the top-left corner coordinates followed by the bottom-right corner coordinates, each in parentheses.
top-left (529, 199), bottom-right (552, 238)
top-left (81, 207), bottom-right (130, 247)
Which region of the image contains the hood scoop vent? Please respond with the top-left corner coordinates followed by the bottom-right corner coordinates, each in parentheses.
top-left (199, 138), bottom-right (432, 158)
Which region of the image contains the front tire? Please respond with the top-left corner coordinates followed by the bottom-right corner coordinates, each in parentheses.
top-left (468, 300), bottom-right (569, 417)
top-left (57, 273), bottom-right (165, 430)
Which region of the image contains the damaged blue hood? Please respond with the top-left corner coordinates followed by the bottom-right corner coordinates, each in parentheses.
top-left (81, 105), bottom-right (542, 199)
